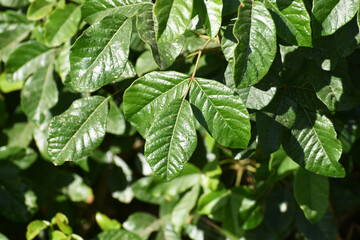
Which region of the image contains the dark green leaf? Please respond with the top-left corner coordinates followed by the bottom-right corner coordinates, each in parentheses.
top-left (96, 229), bottom-right (142, 240)
top-left (189, 78), bottom-right (251, 148)
top-left (145, 99), bottom-right (197, 181)
top-left (48, 96), bottom-right (109, 165)
top-left (154, 0), bottom-right (193, 43)
top-left (194, 0), bottom-right (222, 39)
top-left (294, 168), bottom-right (329, 223)
top-left (312, 0), bottom-right (359, 36)
top-left (264, 0), bottom-right (312, 46)
top-left (136, 4), bottom-right (185, 70)
top-left (233, 0), bottom-right (277, 87)
top-left (296, 211), bottom-right (337, 240)
top-left (283, 107), bottom-right (345, 177)
top-left (4, 122), bottom-right (34, 148)
top-left (0, 146), bottom-right (37, 170)
top-left (123, 71), bottom-right (190, 137)
top-left (69, 15), bottom-right (132, 92)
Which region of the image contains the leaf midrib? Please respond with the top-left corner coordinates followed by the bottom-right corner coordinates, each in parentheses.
top-left (56, 96), bottom-right (109, 161)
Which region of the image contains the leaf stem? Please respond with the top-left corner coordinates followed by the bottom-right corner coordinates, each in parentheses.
top-left (182, 39), bottom-right (212, 101)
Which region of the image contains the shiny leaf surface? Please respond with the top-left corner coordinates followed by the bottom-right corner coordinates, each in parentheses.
top-left (154, 0), bottom-right (193, 43)
top-left (48, 96), bottom-right (109, 165)
top-left (69, 15), bottom-right (132, 92)
top-left (233, 0), bottom-right (277, 87)
top-left (189, 78), bottom-right (251, 148)
top-left (145, 99), bottom-right (197, 181)
top-left (195, 0), bottom-right (222, 39)
top-left (136, 4), bottom-right (185, 69)
top-left (283, 107), bottom-right (345, 177)
top-left (123, 71), bottom-right (190, 137)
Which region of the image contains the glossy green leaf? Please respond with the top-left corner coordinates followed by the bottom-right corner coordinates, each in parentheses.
top-left (27, 0), bottom-right (56, 20)
top-left (0, 11), bottom-right (34, 51)
top-left (283, 107), bottom-right (345, 177)
top-left (44, 4), bottom-right (81, 47)
top-left (47, 96), bottom-right (109, 165)
top-left (195, 0), bottom-right (222, 39)
top-left (154, 0), bottom-right (193, 43)
top-left (21, 61), bottom-right (58, 122)
top-left (106, 100), bottom-right (126, 135)
top-left (5, 41), bottom-right (54, 82)
top-left (135, 50), bottom-right (158, 76)
top-left (145, 99), bottom-right (197, 181)
top-left (55, 41), bottom-right (70, 83)
top-left (123, 212), bottom-right (160, 239)
top-left (26, 220), bottom-right (50, 240)
top-left (172, 185), bottom-right (200, 232)
top-left (0, 146), bottom-right (37, 170)
top-left (69, 15), bottom-right (132, 92)
top-left (189, 78), bottom-right (251, 148)
top-left (312, 0), bottom-right (359, 36)
top-left (96, 229), bottom-right (142, 240)
top-left (82, 0), bottom-right (151, 24)
top-left (264, 0), bottom-right (312, 46)
top-left (123, 71), bottom-right (190, 137)
top-left (95, 212), bottom-right (121, 231)
top-left (0, 0), bottom-right (28, 8)
top-left (294, 168), bottom-right (329, 223)
top-left (233, 0), bottom-right (276, 88)
top-left (136, 4), bottom-right (185, 70)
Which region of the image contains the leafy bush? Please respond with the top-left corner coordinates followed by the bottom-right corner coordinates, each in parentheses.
top-left (1, 0), bottom-right (360, 239)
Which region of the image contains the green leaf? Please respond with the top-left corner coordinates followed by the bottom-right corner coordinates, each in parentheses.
top-left (95, 229), bottom-right (142, 240)
top-left (189, 78), bottom-right (251, 148)
top-left (47, 96), bottom-right (109, 165)
top-left (154, 0), bottom-right (193, 43)
top-left (312, 0), bottom-right (359, 36)
top-left (82, 0), bottom-right (151, 24)
top-left (27, 0), bottom-right (56, 20)
top-left (136, 4), bottom-right (185, 70)
top-left (283, 107), bottom-right (345, 177)
top-left (55, 41), bottom-right (71, 83)
top-left (53, 213), bottom-right (72, 235)
top-left (123, 71), bottom-right (190, 137)
top-left (233, 0), bottom-right (277, 87)
top-left (294, 168), bottom-right (329, 224)
top-left (263, 0), bottom-right (312, 46)
top-left (0, 146), bottom-right (38, 170)
top-left (145, 99), bottom-right (197, 181)
top-left (26, 220), bottom-right (50, 240)
top-left (5, 41), bottom-right (55, 82)
top-left (0, 0), bottom-right (28, 8)
top-left (44, 4), bottom-right (81, 47)
top-left (0, 73), bottom-right (23, 93)
top-left (4, 122), bottom-right (34, 148)
top-left (135, 50), bottom-right (158, 76)
top-left (69, 15), bottom-right (132, 92)
top-left (106, 100), bottom-right (126, 135)
top-left (50, 230), bottom-right (67, 240)
top-left (194, 0), bottom-right (222, 39)
top-left (61, 174), bottom-right (94, 203)
top-left (21, 61), bottom-right (58, 122)
top-left (0, 11), bottom-right (34, 51)
top-left (197, 189), bottom-right (228, 220)
top-left (0, 166), bottom-right (38, 222)
top-left (123, 212), bottom-right (160, 239)
top-left (95, 212), bottom-right (121, 231)
top-left (172, 185), bottom-right (200, 232)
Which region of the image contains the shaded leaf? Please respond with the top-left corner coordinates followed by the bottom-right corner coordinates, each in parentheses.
top-left (136, 4), bottom-right (185, 70)
top-left (123, 212), bottom-right (160, 239)
top-left (294, 168), bottom-right (329, 223)
top-left (106, 100), bottom-right (126, 135)
top-left (0, 146), bottom-right (37, 170)
top-left (95, 229), bottom-right (142, 240)
top-left (48, 96), bottom-right (109, 165)
top-left (283, 107), bottom-right (345, 177)
top-left (69, 15), bottom-right (132, 92)
top-left (264, 0), bottom-right (312, 46)
top-left (4, 122), bottom-right (34, 148)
